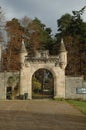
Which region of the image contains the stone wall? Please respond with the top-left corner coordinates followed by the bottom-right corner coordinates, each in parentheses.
top-left (0, 72), bottom-right (5, 99)
top-left (65, 76), bottom-right (86, 100)
top-left (83, 81), bottom-right (86, 88)
top-left (0, 71), bottom-right (86, 100)
top-left (0, 72), bottom-right (19, 100)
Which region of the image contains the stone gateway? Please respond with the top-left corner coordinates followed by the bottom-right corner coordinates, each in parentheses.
top-left (0, 39), bottom-right (86, 100)
top-left (19, 39), bottom-right (67, 99)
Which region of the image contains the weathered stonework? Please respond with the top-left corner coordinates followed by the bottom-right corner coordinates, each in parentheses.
top-left (19, 39), bottom-right (67, 99)
top-left (65, 76), bottom-right (86, 100)
top-left (0, 39), bottom-right (86, 100)
top-left (0, 72), bottom-right (19, 99)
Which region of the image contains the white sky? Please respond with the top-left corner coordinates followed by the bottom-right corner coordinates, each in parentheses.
top-left (0, 0), bottom-right (86, 34)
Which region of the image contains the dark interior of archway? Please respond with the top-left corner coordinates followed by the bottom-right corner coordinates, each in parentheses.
top-left (32, 69), bottom-right (54, 99)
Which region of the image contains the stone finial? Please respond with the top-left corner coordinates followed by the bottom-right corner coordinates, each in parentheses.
top-left (20, 39), bottom-right (27, 53)
top-left (59, 38), bottom-right (66, 52)
top-left (22, 39), bottom-right (24, 46)
top-left (61, 38), bottom-right (64, 44)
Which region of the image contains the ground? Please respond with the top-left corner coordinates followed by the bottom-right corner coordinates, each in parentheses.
top-left (0, 100), bottom-right (86, 130)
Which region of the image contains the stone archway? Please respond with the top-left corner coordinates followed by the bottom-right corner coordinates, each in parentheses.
top-left (32, 68), bottom-right (54, 99)
top-left (20, 48), bottom-right (67, 100)
top-left (20, 62), bottom-right (66, 100)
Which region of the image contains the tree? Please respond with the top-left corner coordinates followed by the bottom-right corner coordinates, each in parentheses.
top-left (32, 77), bottom-right (41, 93)
top-left (20, 16), bottom-right (32, 28)
top-left (0, 6), bottom-right (6, 71)
top-left (57, 13), bottom-right (72, 35)
top-left (7, 74), bottom-right (20, 99)
top-left (67, 7), bottom-right (86, 77)
top-left (28, 18), bottom-right (54, 54)
top-left (32, 69), bottom-right (54, 97)
top-left (0, 6), bottom-right (5, 42)
top-left (3, 18), bottom-right (24, 71)
top-left (55, 6), bottom-right (86, 78)
top-left (2, 16), bottom-right (54, 71)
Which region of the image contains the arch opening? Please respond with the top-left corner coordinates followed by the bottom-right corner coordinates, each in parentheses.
top-left (32, 68), bottom-right (54, 99)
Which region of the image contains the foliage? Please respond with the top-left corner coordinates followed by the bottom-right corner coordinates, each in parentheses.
top-left (28, 17), bottom-right (54, 53)
top-left (2, 17), bottom-right (54, 70)
top-left (54, 98), bottom-right (65, 101)
top-left (57, 13), bottom-right (72, 35)
top-left (7, 75), bottom-right (19, 87)
top-left (2, 18), bottom-right (24, 71)
top-left (1, 6), bottom-right (86, 79)
top-left (0, 6), bottom-right (5, 42)
top-left (7, 76), bottom-right (15, 86)
top-left (55, 6), bottom-right (86, 78)
top-left (67, 99), bottom-right (86, 114)
top-left (20, 16), bottom-right (32, 28)
top-left (32, 77), bottom-right (41, 93)
top-left (7, 74), bottom-right (20, 99)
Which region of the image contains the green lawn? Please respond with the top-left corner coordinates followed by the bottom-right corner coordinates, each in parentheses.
top-left (67, 100), bottom-right (86, 114)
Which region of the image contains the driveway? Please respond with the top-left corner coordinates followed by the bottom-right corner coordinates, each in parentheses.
top-left (0, 100), bottom-right (86, 130)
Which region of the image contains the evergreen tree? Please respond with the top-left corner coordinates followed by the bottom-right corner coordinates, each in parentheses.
top-left (55, 7), bottom-right (86, 78)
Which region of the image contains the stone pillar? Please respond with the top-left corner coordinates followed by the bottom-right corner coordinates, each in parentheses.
top-left (53, 67), bottom-right (66, 99)
top-left (20, 67), bottom-right (32, 99)
top-left (20, 69), bottom-right (28, 95)
top-left (27, 75), bottom-right (32, 99)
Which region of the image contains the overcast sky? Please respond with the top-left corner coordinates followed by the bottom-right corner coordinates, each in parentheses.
top-left (0, 0), bottom-right (86, 34)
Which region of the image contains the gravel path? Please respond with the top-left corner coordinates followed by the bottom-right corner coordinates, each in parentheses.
top-left (0, 100), bottom-right (86, 130)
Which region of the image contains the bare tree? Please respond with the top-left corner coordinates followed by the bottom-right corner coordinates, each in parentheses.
top-left (0, 6), bottom-right (6, 71)
top-left (20, 16), bottom-right (32, 28)
top-left (0, 6), bottom-right (5, 42)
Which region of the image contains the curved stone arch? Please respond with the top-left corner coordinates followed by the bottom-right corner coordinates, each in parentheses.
top-left (20, 62), bottom-right (66, 99)
top-left (31, 66), bottom-right (57, 81)
top-left (31, 66), bottom-right (57, 98)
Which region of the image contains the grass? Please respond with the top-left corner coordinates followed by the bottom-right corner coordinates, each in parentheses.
top-left (53, 98), bottom-right (66, 101)
top-left (66, 99), bottom-right (86, 114)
